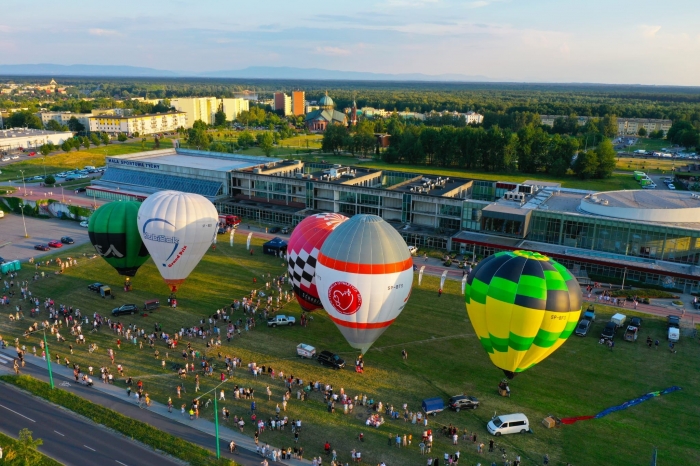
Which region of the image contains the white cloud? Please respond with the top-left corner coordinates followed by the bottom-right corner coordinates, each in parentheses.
top-left (640, 25), bottom-right (661, 38)
top-left (88, 28), bottom-right (119, 37)
top-left (314, 46), bottom-right (351, 56)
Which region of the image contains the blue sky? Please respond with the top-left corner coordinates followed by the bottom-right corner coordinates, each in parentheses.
top-left (1, 0), bottom-right (699, 85)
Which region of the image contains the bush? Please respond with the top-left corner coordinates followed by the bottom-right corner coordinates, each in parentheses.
top-left (0, 430), bottom-right (61, 466)
top-left (0, 376), bottom-right (235, 466)
top-left (117, 134), bottom-right (128, 142)
top-left (44, 175), bottom-right (56, 186)
top-left (609, 288), bottom-right (678, 299)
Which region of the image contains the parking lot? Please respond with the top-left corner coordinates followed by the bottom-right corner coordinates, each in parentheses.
top-left (0, 211), bottom-right (90, 263)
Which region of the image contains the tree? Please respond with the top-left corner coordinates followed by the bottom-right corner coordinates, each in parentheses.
top-left (598, 115), bottom-right (618, 138)
top-left (237, 131), bottom-right (255, 148)
top-left (101, 132), bottom-right (111, 145)
top-left (68, 116), bottom-right (85, 133)
top-left (186, 128), bottom-right (211, 149)
top-left (192, 120), bottom-right (208, 131)
top-left (258, 131), bottom-right (275, 157)
top-left (321, 125), bottom-right (347, 155)
top-left (573, 150), bottom-right (599, 179)
top-left (594, 138), bottom-right (616, 178)
top-left (61, 140), bottom-right (73, 152)
top-left (40, 144), bottom-right (52, 156)
top-left (89, 133), bottom-right (101, 146)
top-left (209, 141), bottom-right (227, 152)
top-left (117, 133), bottom-right (128, 142)
top-left (83, 137), bottom-right (91, 150)
top-left (4, 428), bottom-right (44, 465)
top-left (7, 111), bottom-right (43, 129)
top-left (46, 119), bottom-right (68, 131)
top-left (214, 107), bottom-right (227, 127)
top-left (154, 136), bottom-right (160, 149)
top-left (44, 174), bottom-right (56, 185)
top-left (637, 127), bottom-right (647, 137)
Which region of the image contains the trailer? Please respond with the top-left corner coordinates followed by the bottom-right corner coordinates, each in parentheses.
top-left (623, 325), bottom-right (639, 342)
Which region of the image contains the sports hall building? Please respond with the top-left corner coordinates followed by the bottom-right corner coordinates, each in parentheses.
top-left (91, 148), bottom-right (700, 293)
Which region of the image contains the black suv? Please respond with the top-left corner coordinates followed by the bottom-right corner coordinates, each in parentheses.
top-left (88, 282), bottom-right (104, 292)
top-left (112, 304), bottom-right (139, 316)
top-left (317, 351), bottom-right (346, 369)
top-left (448, 395), bottom-right (479, 411)
top-left (601, 322), bottom-right (617, 340)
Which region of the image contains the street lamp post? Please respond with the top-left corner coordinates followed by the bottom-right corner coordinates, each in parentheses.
top-left (18, 204), bottom-right (29, 238)
top-left (43, 330), bottom-right (55, 389)
top-left (20, 169), bottom-right (27, 196)
top-left (59, 184), bottom-right (65, 203)
top-left (195, 378), bottom-right (228, 459)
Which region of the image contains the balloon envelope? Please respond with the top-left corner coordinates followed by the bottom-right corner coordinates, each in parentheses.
top-left (137, 190), bottom-right (218, 292)
top-left (464, 250), bottom-right (582, 378)
top-left (287, 213), bottom-right (348, 311)
top-left (315, 214), bottom-right (413, 353)
top-left (88, 201), bottom-right (149, 277)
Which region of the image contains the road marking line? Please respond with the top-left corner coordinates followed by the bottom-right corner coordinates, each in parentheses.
top-left (54, 430), bottom-right (65, 436)
top-left (116, 461), bottom-right (128, 466)
top-left (0, 403), bottom-right (36, 422)
top-left (84, 445), bottom-right (96, 451)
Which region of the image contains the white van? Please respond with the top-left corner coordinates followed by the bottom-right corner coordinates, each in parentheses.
top-left (487, 413), bottom-right (530, 436)
top-left (84, 165), bottom-right (96, 171)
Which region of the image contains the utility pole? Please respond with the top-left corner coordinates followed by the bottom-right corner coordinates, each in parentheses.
top-left (43, 330), bottom-right (55, 389)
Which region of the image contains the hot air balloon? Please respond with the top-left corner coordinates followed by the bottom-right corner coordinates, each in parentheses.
top-left (315, 214), bottom-right (414, 353)
top-left (137, 190), bottom-right (218, 293)
top-left (88, 201), bottom-right (150, 277)
top-left (464, 250), bottom-right (582, 379)
top-left (287, 213), bottom-right (348, 312)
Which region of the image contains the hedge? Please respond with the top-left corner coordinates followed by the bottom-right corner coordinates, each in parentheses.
top-left (0, 376), bottom-right (236, 466)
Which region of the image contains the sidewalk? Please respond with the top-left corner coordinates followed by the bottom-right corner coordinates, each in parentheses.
top-left (0, 345), bottom-right (311, 466)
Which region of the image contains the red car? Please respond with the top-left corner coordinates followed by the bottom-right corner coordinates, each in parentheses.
top-left (34, 244), bottom-right (50, 251)
top-left (47, 240), bottom-right (63, 248)
top-left (27, 152), bottom-right (36, 156)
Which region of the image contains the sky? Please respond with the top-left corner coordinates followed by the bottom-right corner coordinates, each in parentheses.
top-left (1, 0), bottom-right (699, 85)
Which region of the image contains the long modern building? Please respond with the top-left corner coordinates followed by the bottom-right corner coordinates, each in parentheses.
top-left (90, 148), bottom-right (700, 293)
top-left (88, 112), bottom-right (187, 136)
top-left (0, 128), bottom-right (74, 151)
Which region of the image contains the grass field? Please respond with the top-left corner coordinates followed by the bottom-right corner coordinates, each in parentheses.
top-left (616, 156), bottom-right (684, 174)
top-left (291, 154), bottom-right (641, 191)
top-left (0, 235), bottom-right (698, 465)
top-left (0, 139), bottom-right (173, 182)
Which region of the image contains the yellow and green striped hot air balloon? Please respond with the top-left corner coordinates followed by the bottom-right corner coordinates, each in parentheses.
top-left (465, 250), bottom-right (581, 379)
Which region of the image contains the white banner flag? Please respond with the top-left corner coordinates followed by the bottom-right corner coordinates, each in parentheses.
top-left (229, 229), bottom-right (235, 247)
top-left (213, 233), bottom-right (217, 244)
top-left (440, 270), bottom-right (448, 289)
top-left (461, 274), bottom-right (468, 294)
top-left (418, 266), bottom-right (425, 286)
top-left (246, 232), bottom-right (253, 250)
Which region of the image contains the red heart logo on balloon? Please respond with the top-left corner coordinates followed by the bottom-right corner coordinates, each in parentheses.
top-left (327, 281), bottom-right (362, 315)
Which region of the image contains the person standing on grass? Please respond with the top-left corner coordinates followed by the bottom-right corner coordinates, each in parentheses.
top-left (543, 453), bottom-right (549, 465)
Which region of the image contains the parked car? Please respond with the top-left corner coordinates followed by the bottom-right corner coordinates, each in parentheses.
top-left (317, 351), bottom-right (346, 369)
top-left (269, 226), bottom-right (281, 233)
top-left (27, 152), bottom-right (36, 156)
top-left (623, 325), bottom-right (639, 342)
top-left (34, 244), bottom-right (50, 251)
top-left (61, 236), bottom-right (74, 244)
top-left (75, 187), bottom-right (87, 193)
top-left (88, 282), bottom-right (104, 292)
top-left (0, 156), bottom-right (10, 162)
top-left (10, 155), bottom-right (19, 160)
top-left (448, 395), bottom-right (479, 411)
top-left (65, 175), bottom-right (77, 181)
top-left (267, 315), bottom-right (296, 327)
top-left (629, 317), bottom-right (642, 329)
top-left (582, 305), bottom-right (596, 322)
top-left (79, 220), bottom-right (89, 227)
top-left (574, 319), bottom-right (591, 337)
top-left (111, 304), bottom-right (139, 316)
top-left (667, 315), bottom-right (680, 329)
top-left (487, 413), bottom-right (530, 436)
top-left (47, 240), bottom-right (63, 248)
top-left (601, 322), bottom-right (617, 340)
top-left (296, 343), bottom-right (316, 359)
top-left (281, 227), bottom-right (291, 234)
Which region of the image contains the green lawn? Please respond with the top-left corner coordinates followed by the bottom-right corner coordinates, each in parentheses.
top-left (0, 236), bottom-right (698, 465)
top-left (0, 139), bottom-right (173, 182)
top-left (616, 156), bottom-right (685, 175)
top-left (625, 139), bottom-right (671, 153)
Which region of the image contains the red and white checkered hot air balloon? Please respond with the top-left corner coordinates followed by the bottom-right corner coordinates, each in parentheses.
top-left (287, 213), bottom-right (348, 312)
top-left (315, 214), bottom-right (414, 354)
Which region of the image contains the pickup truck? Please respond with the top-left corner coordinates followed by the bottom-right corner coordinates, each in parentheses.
top-left (267, 315), bottom-right (296, 327)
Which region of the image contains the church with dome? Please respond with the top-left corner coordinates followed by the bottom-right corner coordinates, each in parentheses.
top-left (304, 93), bottom-right (348, 132)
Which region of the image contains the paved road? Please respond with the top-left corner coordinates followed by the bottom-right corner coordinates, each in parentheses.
top-left (0, 212), bottom-right (91, 263)
top-left (0, 360), bottom-right (268, 466)
top-left (0, 379), bottom-right (182, 466)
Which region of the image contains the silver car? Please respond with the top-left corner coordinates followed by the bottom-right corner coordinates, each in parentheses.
top-left (574, 319), bottom-right (591, 337)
